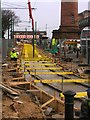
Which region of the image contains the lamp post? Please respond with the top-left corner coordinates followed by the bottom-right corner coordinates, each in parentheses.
top-left (86, 35), bottom-right (89, 64)
top-left (85, 29), bottom-right (90, 65)
top-left (25, 27), bottom-right (27, 39)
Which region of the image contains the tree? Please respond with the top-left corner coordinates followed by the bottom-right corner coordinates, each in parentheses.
top-left (2, 10), bottom-right (20, 38)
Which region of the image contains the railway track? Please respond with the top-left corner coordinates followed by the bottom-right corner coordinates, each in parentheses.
top-left (21, 43), bottom-right (90, 109)
top-left (21, 60), bottom-right (89, 109)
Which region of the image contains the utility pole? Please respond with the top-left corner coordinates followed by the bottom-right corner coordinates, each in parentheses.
top-left (12, 19), bottom-right (14, 39)
top-left (25, 27), bottom-right (27, 39)
top-left (10, 14), bottom-right (13, 39)
top-left (35, 21), bottom-right (37, 41)
top-left (8, 16), bottom-right (9, 39)
top-left (46, 24), bottom-right (47, 36)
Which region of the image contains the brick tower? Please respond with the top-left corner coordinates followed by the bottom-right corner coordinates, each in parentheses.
top-left (53, 0), bottom-right (80, 39)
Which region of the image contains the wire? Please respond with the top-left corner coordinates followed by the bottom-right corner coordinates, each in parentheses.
top-left (38, 26), bottom-right (58, 29)
top-left (33, 0), bottom-right (37, 8)
top-left (2, 2), bottom-right (27, 8)
top-left (2, 2), bottom-right (36, 10)
top-left (2, 3), bottom-right (16, 7)
top-left (2, 2), bottom-right (27, 9)
top-left (2, 8), bottom-right (28, 9)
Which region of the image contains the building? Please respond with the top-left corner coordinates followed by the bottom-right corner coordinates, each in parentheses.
top-left (14, 31), bottom-right (47, 40)
top-left (78, 10), bottom-right (90, 29)
top-left (52, 0), bottom-right (80, 39)
top-left (79, 9), bottom-right (90, 64)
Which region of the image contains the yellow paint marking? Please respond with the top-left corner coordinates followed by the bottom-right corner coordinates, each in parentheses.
top-left (34, 79), bottom-right (89, 83)
top-left (60, 92), bottom-right (87, 98)
top-left (26, 67), bottom-right (62, 70)
top-left (24, 60), bottom-right (52, 62)
top-left (24, 63), bottom-right (56, 66)
top-left (23, 58), bottom-right (51, 61)
top-left (24, 71), bottom-right (73, 75)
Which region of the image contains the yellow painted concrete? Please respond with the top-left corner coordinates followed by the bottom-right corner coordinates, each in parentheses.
top-left (24, 71), bottom-right (73, 75)
top-left (60, 92), bottom-right (87, 98)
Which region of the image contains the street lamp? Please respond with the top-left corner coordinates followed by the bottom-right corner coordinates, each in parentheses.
top-left (25, 27), bottom-right (27, 39)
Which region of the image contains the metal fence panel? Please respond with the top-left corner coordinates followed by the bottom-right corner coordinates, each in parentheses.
top-left (2, 39), bottom-right (15, 61)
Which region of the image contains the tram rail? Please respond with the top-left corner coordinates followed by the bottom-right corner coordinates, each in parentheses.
top-left (21, 43), bottom-right (90, 109)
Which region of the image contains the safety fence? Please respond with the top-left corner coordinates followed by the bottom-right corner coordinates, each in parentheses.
top-left (2, 39), bottom-right (15, 61)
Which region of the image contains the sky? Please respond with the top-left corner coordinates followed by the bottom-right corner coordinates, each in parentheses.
top-left (1, 0), bottom-right (90, 38)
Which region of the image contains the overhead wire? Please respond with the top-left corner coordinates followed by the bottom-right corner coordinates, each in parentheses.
top-left (2, 2), bottom-right (27, 8)
top-left (33, 0), bottom-right (37, 8)
top-left (2, 2), bottom-right (36, 10)
top-left (2, 2), bottom-right (28, 9)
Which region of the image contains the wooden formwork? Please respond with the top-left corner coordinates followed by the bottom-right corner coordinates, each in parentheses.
top-left (27, 84), bottom-right (65, 113)
top-left (9, 80), bottom-right (65, 113)
top-left (10, 82), bottom-right (65, 113)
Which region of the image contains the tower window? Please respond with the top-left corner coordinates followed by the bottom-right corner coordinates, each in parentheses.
top-left (71, 14), bottom-right (75, 24)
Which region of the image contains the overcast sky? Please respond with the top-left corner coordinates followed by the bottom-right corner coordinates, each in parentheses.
top-left (1, 0), bottom-right (90, 38)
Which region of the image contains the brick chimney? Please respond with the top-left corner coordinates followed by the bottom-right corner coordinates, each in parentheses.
top-left (53, 0), bottom-right (80, 39)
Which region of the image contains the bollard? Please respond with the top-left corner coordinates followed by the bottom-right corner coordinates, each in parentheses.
top-left (63, 90), bottom-right (76, 120)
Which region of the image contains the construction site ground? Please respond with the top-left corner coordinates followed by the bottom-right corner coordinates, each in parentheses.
top-left (1, 43), bottom-right (46, 120)
top-left (1, 42), bottom-right (90, 120)
top-left (2, 61), bottom-right (45, 119)
top-left (2, 92), bottom-right (43, 119)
